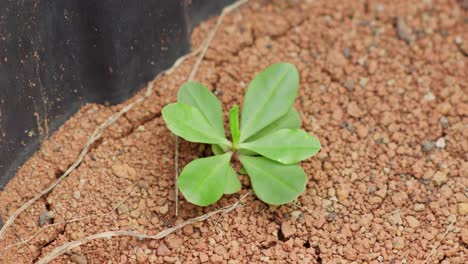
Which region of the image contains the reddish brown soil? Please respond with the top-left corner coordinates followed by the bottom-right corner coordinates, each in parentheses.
top-left (1, 0), bottom-right (467, 263)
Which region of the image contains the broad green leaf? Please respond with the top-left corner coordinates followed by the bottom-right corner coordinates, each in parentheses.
top-left (239, 129), bottom-right (321, 164)
top-left (177, 82), bottom-right (225, 138)
top-left (238, 165), bottom-right (247, 175)
top-left (224, 166), bottom-right (241, 194)
top-left (211, 144), bottom-right (225, 155)
top-left (178, 153), bottom-right (233, 206)
top-left (244, 108), bottom-right (301, 142)
top-left (240, 63), bottom-right (300, 142)
top-left (238, 149), bottom-right (257, 156)
top-left (239, 155), bottom-right (306, 205)
top-left (229, 104), bottom-right (240, 146)
top-left (162, 102), bottom-right (230, 145)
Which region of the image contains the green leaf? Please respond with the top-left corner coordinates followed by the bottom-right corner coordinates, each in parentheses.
top-left (239, 128), bottom-right (321, 164)
top-left (177, 82), bottom-right (225, 138)
top-left (162, 102), bottom-right (230, 145)
top-left (238, 149), bottom-right (257, 156)
top-left (239, 155), bottom-right (306, 205)
top-left (238, 165), bottom-right (247, 175)
top-left (178, 153), bottom-right (233, 206)
top-left (211, 144), bottom-right (225, 155)
top-left (244, 108), bottom-right (301, 142)
top-left (229, 104), bottom-right (240, 146)
top-left (240, 63), bottom-right (300, 142)
top-left (224, 166), bottom-right (241, 194)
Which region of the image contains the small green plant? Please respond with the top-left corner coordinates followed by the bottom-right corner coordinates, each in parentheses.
top-left (162, 62), bottom-right (321, 206)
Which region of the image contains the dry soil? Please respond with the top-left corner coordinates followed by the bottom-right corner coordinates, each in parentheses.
top-left (0, 0), bottom-right (467, 263)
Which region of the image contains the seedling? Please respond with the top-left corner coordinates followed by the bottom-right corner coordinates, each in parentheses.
top-left (162, 63), bottom-right (321, 206)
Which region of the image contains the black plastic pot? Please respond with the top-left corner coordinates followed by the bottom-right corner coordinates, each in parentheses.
top-left (0, 0), bottom-right (234, 188)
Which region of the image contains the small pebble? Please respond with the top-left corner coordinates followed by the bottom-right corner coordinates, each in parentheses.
top-left (38, 210), bottom-right (53, 227)
top-left (405, 216), bottom-right (420, 228)
top-left (436, 102), bottom-right (452, 115)
top-left (281, 221), bottom-right (296, 239)
top-left (199, 252), bottom-right (209, 263)
top-left (357, 57), bottom-right (366, 66)
top-left (391, 192), bottom-right (408, 206)
top-left (130, 210), bottom-right (141, 219)
top-left (375, 3), bottom-right (384, 13)
top-left (432, 171), bottom-right (448, 186)
top-left (439, 116), bottom-right (449, 128)
top-left (328, 49), bottom-right (347, 67)
top-left (183, 225), bottom-right (194, 236)
top-left (136, 248), bottom-right (149, 263)
top-left (290, 211), bottom-right (302, 219)
top-left (156, 244), bottom-right (172, 256)
top-left (117, 204), bottom-right (128, 215)
top-left (414, 203), bottom-right (425, 211)
top-left (111, 163), bottom-right (137, 179)
top-left (359, 77), bottom-right (369, 87)
top-left (435, 137), bottom-right (446, 149)
top-left (458, 203), bottom-right (468, 215)
top-left (342, 122), bottom-right (355, 133)
top-left (347, 102), bottom-right (363, 118)
top-left (326, 212), bottom-right (336, 222)
top-left (336, 187), bottom-right (350, 202)
top-left (163, 256), bottom-right (176, 264)
top-left (396, 16), bottom-right (414, 44)
top-left (208, 237), bottom-right (216, 246)
top-left (355, 124), bottom-right (369, 139)
top-left (343, 47), bottom-right (351, 58)
top-left (421, 140), bottom-right (435, 152)
top-left (137, 179), bottom-right (150, 190)
top-left (387, 211), bottom-right (403, 226)
top-left (158, 204), bottom-right (169, 215)
top-left (73, 191), bottom-right (81, 200)
top-left (211, 255), bottom-right (224, 263)
top-left (322, 199), bottom-right (333, 208)
top-left (423, 92), bottom-right (435, 101)
top-left (343, 79), bottom-right (355, 91)
top-left (319, 84), bottom-right (327, 93)
top-left (70, 253), bottom-right (87, 264)
top-left (393, 237), bottom-right (406, 250)
top-left (461, 229), bottom-right (468, 244)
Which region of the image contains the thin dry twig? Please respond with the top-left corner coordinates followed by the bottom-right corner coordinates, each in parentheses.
top-left (423, 216), bottom-right (457, 264)
top-left (0, 48), bottom-right (202, 241)
top-left (174, 0), bottom-right (249, 217)
top-left (36, 191), bottom-right (252, 264)
top-left (0, 195), bottom-right (130, 255)
top-left (457, 182), bottom-right (468, 193)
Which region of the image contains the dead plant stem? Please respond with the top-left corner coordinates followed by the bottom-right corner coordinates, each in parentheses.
top-left (36, 191), bottom-right (251, 264)
top-left (423, 216), bottom-right (457, 264)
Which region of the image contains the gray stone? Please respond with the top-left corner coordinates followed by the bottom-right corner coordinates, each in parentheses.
top-left (421, 140), bottom-right (435, 152)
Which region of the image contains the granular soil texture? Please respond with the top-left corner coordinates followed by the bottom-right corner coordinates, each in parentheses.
top-left (1, 0), bottom-right (467, 263)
